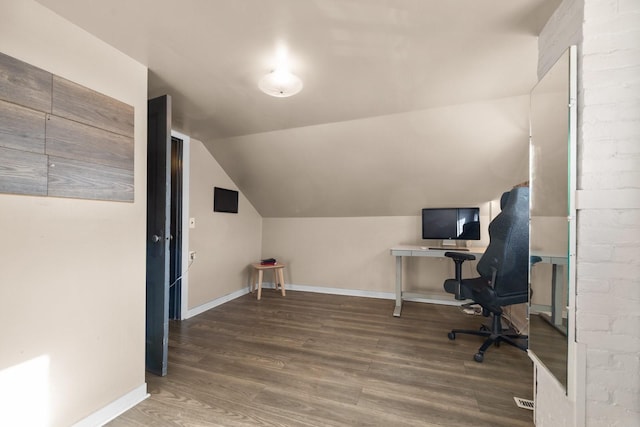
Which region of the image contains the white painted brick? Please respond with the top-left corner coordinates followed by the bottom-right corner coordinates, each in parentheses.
top-left (611, 315), bottom-right (640, 337)
top-left (588, 365), bottom-right (640, 390)
top-left (613, 353), bottom-right (640, 372)
top-left (579, 138), bottom-right (617, 158)
top-left (581, 155), bottom-right (640, 173)
top-left (578, 224), bottom-right (640, 244)
top-left (582, 49), bottom-right (640, 74)
top-left (579, 209), bottom-right (640, 226)
top-left (579, 277), bottom-right (612, 293)
top-left (578, 292), bottom-right (639, 315)
top-left (579, 330), bottom-right (640, 352)
top-left (583, 30), bottom-right (640, 54)
top-left (583, 9), bottom-right (640, 33)
top-left (583, 84), bottom-right (640, 108)
top-left (583, 0), bottom-right (617, 18)
top-left (578, 311), bottom-right (611, 330)
top-left (541, 0), bottom-right (640, 423)
top-left (611, 279), bottom-right (640, 301)
top-left (587, 400), bottom-right (640, 427)
top-left (612, 389), bottom-right (640, 414)
top-left (582, 98), bottom-right (640, 120)
top-left (580, 171), bottom-right (640, 190)
top-left (615, 210), bottom-right (640, 225)
top-left (611, 246), bottom-right (640, 264)
top-left (587, 382), bottom-right (612, 402)
top-left (581, 116), bottom-right (640, 139)
top-left (578, 243), bottom-right (614, 262)
top-left (587, 348), bottom-right (612, 368)
top-left (615, 139), bottom-right (640, 155)
top-left (620, 0), bottom-right (640, 13)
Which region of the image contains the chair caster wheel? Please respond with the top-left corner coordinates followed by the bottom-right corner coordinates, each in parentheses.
top-left (474, 352), bottom-right (484, 363)
top-left (448, 332), bottom-right (456, 340)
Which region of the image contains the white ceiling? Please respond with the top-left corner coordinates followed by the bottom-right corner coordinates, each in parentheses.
top-left (37, 0), bottom-right (561, 217)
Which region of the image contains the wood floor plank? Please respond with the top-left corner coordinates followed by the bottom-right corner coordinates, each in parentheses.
top-left (109, 291), bottom-right (533, 426)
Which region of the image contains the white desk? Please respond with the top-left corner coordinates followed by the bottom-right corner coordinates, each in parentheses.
top-left (390, 245), bottom-right (486, 317)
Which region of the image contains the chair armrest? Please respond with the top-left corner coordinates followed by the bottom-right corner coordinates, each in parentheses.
top-left (530, 255), bottom-right (543, 265)
top-left (443, 251), bottom-right (477, 300)
top-left (444, 251), bottom-right (477, 262)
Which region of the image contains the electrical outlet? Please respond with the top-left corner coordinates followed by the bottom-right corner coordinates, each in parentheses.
top-left (189, 217), bottom-right (196, 229)
top-left (189, 251), bottom-right (196, 261)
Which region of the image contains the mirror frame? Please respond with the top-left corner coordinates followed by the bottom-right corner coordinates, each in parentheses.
top-left (528, 45), bottom-right (577, 394)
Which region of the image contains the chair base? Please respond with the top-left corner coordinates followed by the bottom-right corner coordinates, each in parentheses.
top-left (447, 314), bottom-right (528, 362)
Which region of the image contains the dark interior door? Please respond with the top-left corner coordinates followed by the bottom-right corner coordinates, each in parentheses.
top-left (146, 95), bottom-right (172, 376)
top-left (169, 136), bottom-right (183, 320)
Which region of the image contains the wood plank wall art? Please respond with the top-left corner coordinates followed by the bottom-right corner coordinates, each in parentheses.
top-left (0, 51), bottom-right (135, 202)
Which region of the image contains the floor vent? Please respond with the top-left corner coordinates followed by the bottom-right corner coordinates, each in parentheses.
top-left (514, 397), bottom-right (534, 410)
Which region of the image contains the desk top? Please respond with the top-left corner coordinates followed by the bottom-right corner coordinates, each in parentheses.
top-left (390, 245), bottom-right (568, 265)
top-left (390, 245), bottom-right (487, 257)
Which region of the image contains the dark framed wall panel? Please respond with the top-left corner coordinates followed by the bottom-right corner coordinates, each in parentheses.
top-left (0, 51), bottom-right (134, 202)
top-left (0, 147), bottom-right (47, 195)
top-left (52, 76), bottom-right (134, 138)
top-left (0, 99), bottom-right (46, 153)
top-left (48, 156), bottom-right (134, 202)
top-left (0, 52), bottom-right (52, 113)
top-left (46, 114), bottom-right (134, 170)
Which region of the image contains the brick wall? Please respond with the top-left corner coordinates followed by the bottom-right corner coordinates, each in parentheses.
top-left (537, 0), bottom-right (640, 425)
top-left (578, 0), bottom-right (640, 426)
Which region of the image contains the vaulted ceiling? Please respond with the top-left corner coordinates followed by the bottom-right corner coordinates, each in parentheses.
top-left (37, 0), bottom-right (561, 217)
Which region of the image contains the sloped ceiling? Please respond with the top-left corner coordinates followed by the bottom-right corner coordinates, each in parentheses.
top-left (36, 0), bottom-right (561, 217)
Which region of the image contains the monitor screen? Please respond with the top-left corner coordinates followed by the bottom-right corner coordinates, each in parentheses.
top-left (213, 187), bottom-right (239, 213)
top-left (421, 207), bottom-right (480, 240)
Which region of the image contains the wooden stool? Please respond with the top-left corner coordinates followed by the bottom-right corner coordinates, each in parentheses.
top-left (250, 263), bottom-right (286, 300)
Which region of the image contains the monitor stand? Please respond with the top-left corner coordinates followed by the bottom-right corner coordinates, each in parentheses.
top-left (427, 240), bottom-right (470, 251)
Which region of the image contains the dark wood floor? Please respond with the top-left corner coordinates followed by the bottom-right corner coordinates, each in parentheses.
top-left (109, 291), bottom-right (533, 426)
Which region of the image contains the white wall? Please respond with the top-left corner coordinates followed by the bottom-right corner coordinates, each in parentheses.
top-left (0, 1), bottom-right (148, 426)
top-left (262, 211), bottom-right (491, 297)
top-left (536, 0), bottom-right (640, 426)
top-left (577, 0), bottom-right (640, 425)
top-left (187, 138), bottom-right (262, 312)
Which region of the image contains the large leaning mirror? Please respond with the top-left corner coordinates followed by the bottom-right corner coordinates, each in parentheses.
top-left (529, 46), bottom-right (577, 391)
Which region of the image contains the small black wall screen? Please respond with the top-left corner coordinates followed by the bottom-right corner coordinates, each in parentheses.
top-left (213, 187), bottom-right (239, 213)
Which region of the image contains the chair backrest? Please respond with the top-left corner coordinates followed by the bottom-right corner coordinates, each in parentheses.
top-left (476, 187), bottom-right (529, 297)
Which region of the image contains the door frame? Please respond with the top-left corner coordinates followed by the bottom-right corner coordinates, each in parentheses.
top-left (171, 129), bottom-right (190, 319)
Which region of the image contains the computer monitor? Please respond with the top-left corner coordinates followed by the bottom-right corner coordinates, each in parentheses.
top-left (421, 207), bottom-right (480, 240)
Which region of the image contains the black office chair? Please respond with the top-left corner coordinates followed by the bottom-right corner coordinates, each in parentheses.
top-left (443, 187), bottom-right (529, 362)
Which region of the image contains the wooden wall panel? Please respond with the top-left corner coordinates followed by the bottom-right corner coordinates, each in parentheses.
top-left (0, 146), bottom-right (48, 195)
top-left (47, 156), bottom-right (134, 202)
top-left (0, 99), bottom-right (46, 153)
top-left (52, 76), bottom-right (134, 138)
top-left (0, 52), bottom-right (135, 202)
top-left (0, 52), bottom-right (52, 112)
top-left (46, 115), bottom-right (134, 171)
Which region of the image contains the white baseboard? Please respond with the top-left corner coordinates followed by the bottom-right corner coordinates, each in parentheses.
top-left (276, 282), bottom-right (396, 300)
top-left (72, 383), bottom-right (148, 427)
top-left (184, 287), bottom-right (251, 319)
top-left (258, 282), bottom-right (463, 306)
top-left (185, 283), bottom-right (462, 319)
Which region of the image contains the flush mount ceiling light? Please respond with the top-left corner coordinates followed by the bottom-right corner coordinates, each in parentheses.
top-left (258, 67), bottom-right (303, 98)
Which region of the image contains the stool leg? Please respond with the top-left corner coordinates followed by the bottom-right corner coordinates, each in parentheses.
top-left (273, 269), bottom-right (279, 290)
top-left (257, 270), bottom-right (263, 300)
top-left (278, 268), bottom-right (286, 296)
top-left (250, 268), bottom-right (255, 294)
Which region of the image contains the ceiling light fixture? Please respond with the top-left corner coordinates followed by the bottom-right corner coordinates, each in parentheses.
top-left (258, 67), bottom-right (303, 98)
